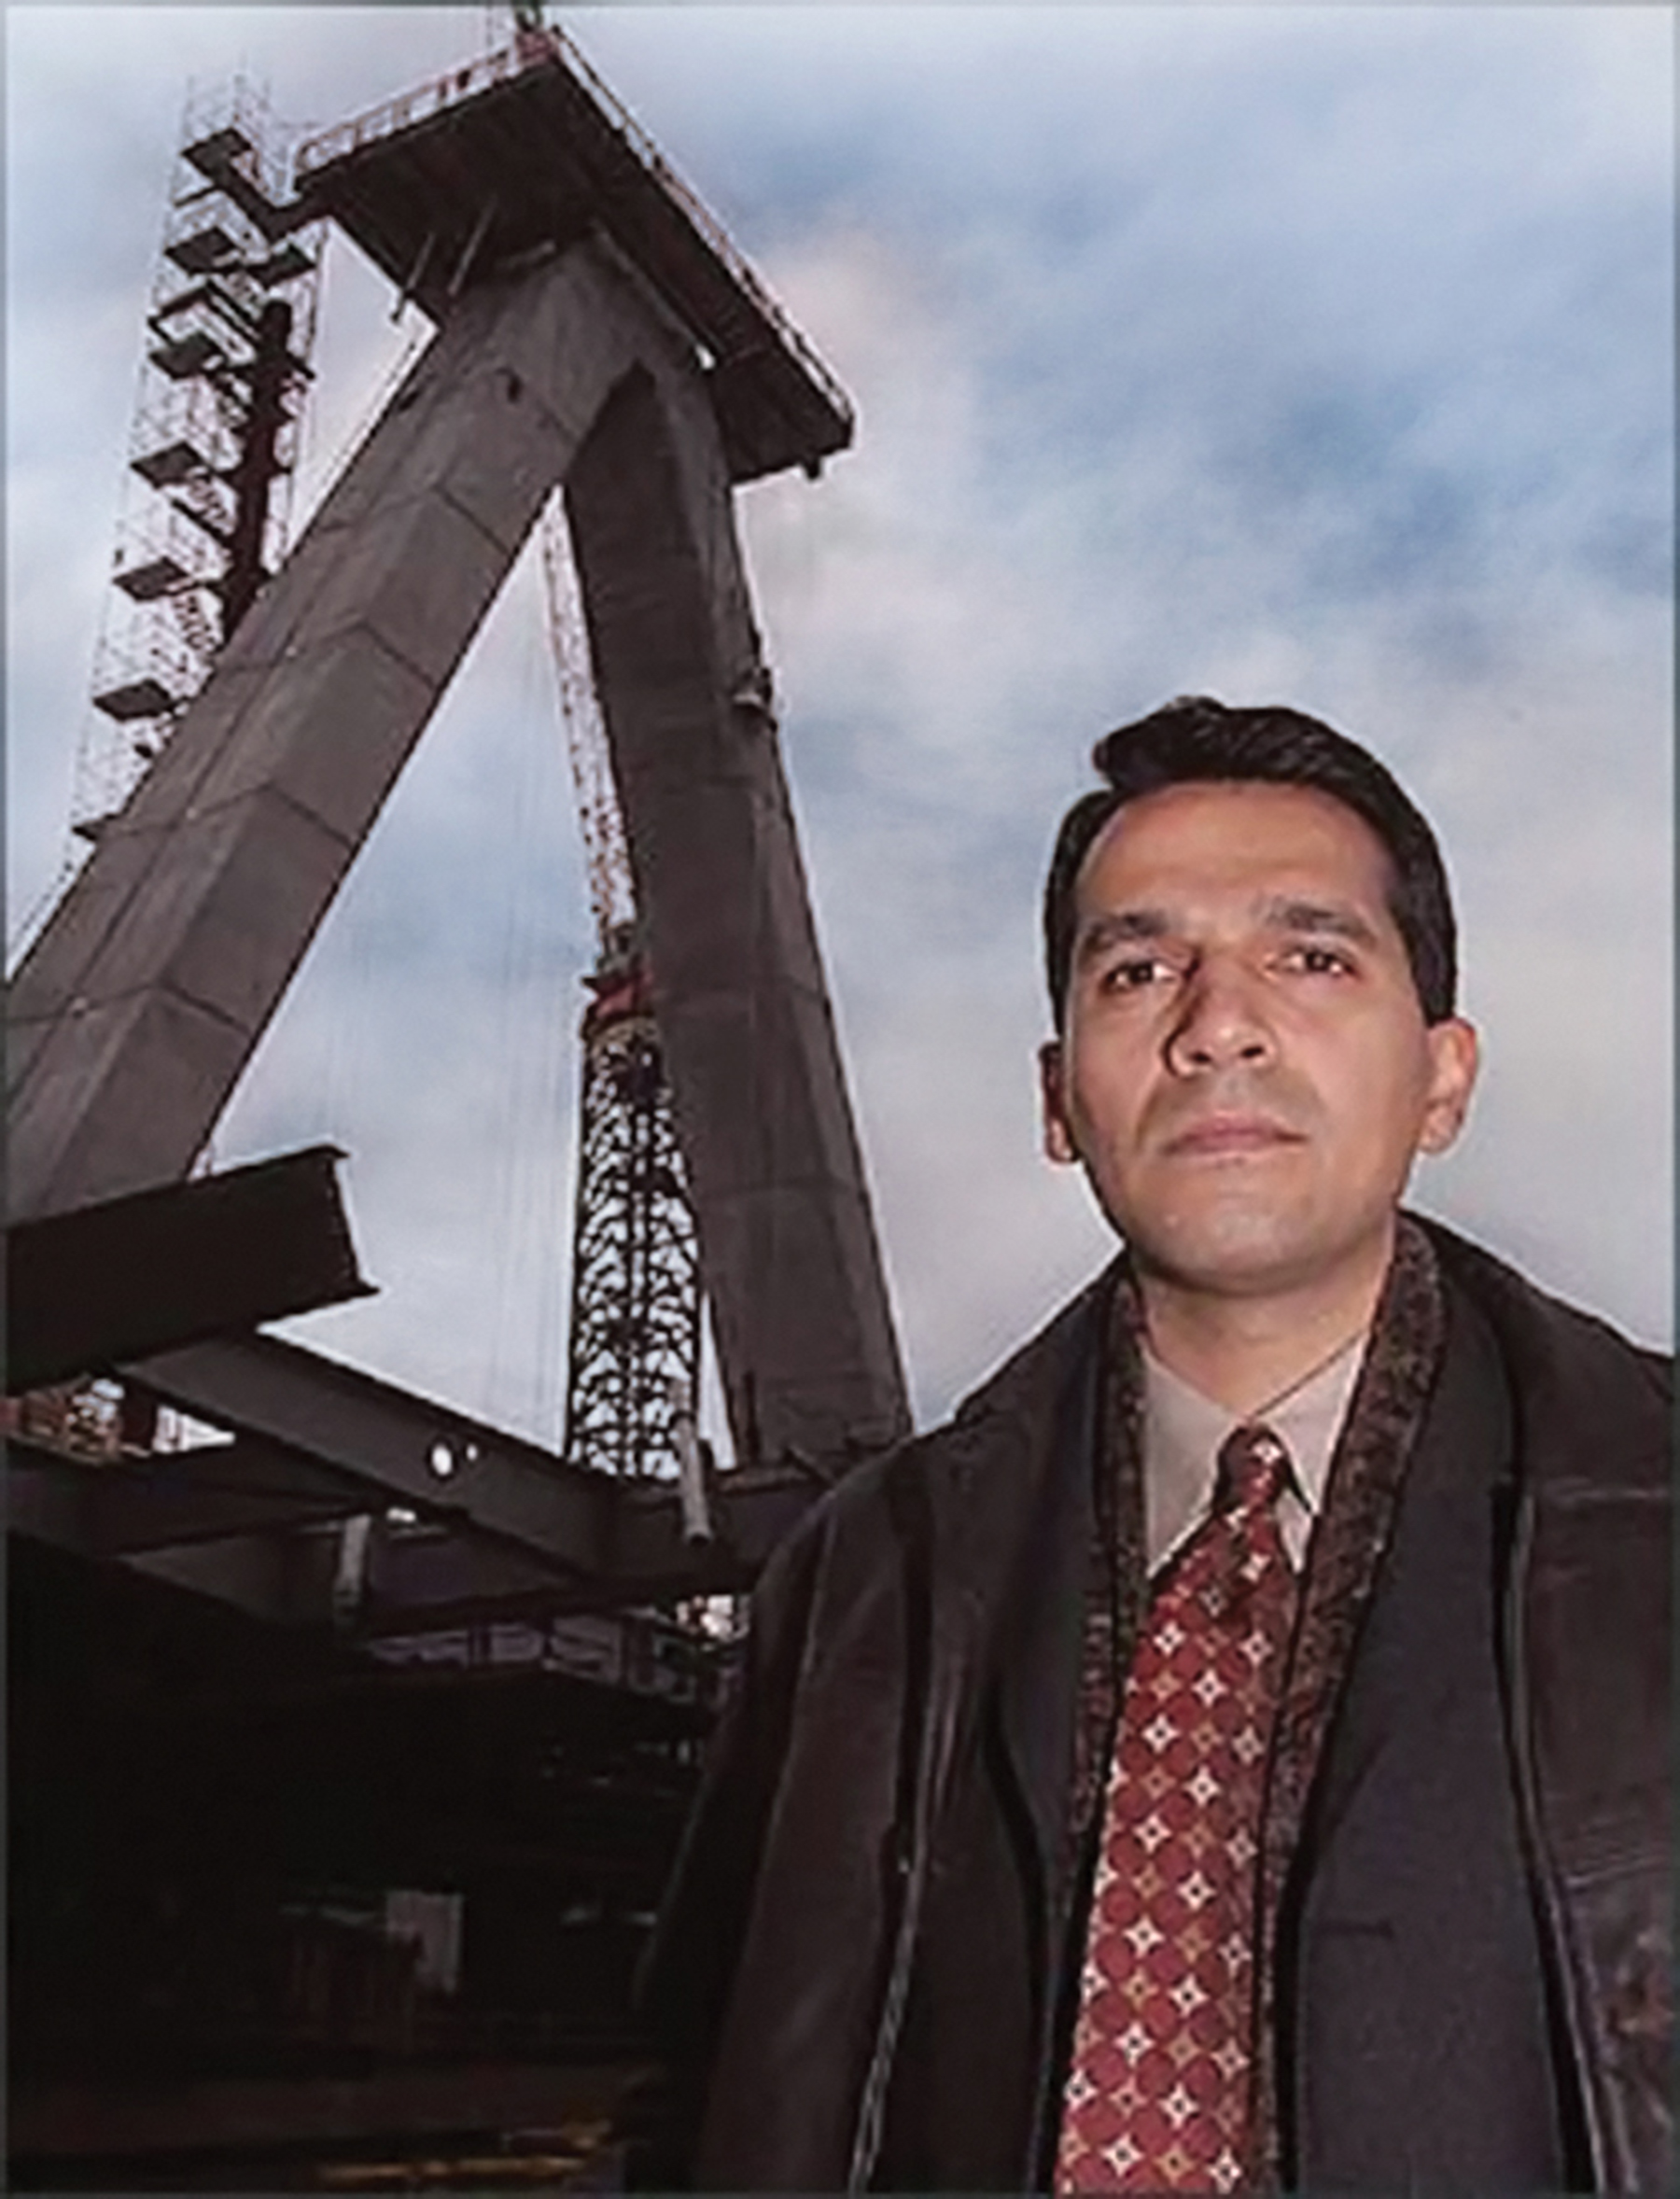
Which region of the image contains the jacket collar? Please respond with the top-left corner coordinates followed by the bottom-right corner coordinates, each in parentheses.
top-left (916, 1215), bottom-right (1673, 1924)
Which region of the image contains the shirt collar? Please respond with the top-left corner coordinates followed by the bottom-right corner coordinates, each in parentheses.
top-left (1141, 1329), bottom-right (1368, 1573)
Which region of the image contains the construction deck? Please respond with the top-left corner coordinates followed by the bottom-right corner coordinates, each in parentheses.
top-left (293, 28), bottom-right (854, 484)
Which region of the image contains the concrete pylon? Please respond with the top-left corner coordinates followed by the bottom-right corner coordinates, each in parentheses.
top-left (8, 231), bottom-right (909, 1469)
top-left (567, 367), bottom-right (910, 1467)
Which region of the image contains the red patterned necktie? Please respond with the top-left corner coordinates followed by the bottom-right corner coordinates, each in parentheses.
top-left (1055, 1423), bottom-right (1300, 2194)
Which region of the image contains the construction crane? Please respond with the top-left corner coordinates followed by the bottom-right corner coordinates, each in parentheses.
top-left (520, 0), bottom-right (711, 1504)
top-left (540, 500), bottom-right (711, 1523)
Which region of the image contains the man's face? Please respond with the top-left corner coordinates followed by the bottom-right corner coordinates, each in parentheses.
top-left (1040, 779), bottom-right (1478, 1307)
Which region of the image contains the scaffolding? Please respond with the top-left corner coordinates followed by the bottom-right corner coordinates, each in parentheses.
top-left (73, 76), bottom-right (325, 842)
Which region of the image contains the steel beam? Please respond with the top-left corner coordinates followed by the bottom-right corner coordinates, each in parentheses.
top-left (122, 1331), bottom-right (613, 1585)
top-left (7, 1327), bottom-right (823, 1627)
top-left (6, 1144), bottom-right (371, 1392)
top-left (117, 1331), bottom-right (826, 1601)
top-left (6, 1435), bottom-right (368, 1559)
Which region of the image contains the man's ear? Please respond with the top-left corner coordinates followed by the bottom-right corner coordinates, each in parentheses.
top-left (1417, 1015), bottom-right (1479, 1156)
top-left (1039, 1039), bottom-right (1080, 1166)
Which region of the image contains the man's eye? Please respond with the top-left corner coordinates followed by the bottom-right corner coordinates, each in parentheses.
top-left (1285, 945), bottom-right (1354, 976)
top-left (1101, 956), bottom-right (1173, 990)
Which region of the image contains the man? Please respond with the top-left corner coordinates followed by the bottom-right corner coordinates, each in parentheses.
top-left (636, 698), bottom-right (1672, 2192)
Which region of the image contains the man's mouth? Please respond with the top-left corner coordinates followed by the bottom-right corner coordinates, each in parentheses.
top-left (1162, 1113), bottom-right (1306, 1157)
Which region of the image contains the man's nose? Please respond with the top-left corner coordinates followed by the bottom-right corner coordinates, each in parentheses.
top-left (1163, 959), bottom-right (1275, 1075)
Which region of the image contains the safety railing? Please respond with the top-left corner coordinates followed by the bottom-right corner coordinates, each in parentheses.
top-left (295, 28), bottom-right (853, 426)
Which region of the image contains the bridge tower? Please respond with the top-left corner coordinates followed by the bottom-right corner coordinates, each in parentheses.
top-left (8, 17), bottom-right (911, 1482)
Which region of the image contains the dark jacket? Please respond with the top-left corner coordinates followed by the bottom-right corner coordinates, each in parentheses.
top-left (640, 1221), bottom-right (1672, 2192)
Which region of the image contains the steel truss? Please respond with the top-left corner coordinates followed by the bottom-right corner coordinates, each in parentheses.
top-left (561, 945), bottom-right (704, 1482)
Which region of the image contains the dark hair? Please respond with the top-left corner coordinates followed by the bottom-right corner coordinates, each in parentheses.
top-left (1043, 695), bottom-right (1458, 1027)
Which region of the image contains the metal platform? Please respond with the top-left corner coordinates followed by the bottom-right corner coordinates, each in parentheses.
top-left (291, 28), bottom-right (853, 484)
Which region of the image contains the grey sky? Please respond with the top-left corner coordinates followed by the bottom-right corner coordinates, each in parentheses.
top-left (7, 5), bottom-right (1673, 1450)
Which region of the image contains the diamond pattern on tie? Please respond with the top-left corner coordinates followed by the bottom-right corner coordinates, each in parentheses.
top-left (1056, 1425), bottom-right (1299, 2194)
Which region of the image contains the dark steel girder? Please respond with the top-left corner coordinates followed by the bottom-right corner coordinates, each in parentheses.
top-left (121, 1331), bottom-right (611, 1580)
top-left (6, 1434), bottom-right (367, 1559)
top-left (5, 1144), bottom-right (371, 1394)
top-left (91, 1330), bottom-right (827, 1616)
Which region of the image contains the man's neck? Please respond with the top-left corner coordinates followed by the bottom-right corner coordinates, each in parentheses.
top-left (1135, 1231), bottom-right (1394, 1420)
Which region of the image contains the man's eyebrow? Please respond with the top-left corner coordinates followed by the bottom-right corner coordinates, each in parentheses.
top-left (1259, 897), bottom-right (1381, 946)
top-left (1072, 909), bottom-right (1173, 957)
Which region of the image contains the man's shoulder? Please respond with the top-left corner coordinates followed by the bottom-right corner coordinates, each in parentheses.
top-left (1417, 1213), bottom-right (1671, 1490)
top-left (1419, 1211), bottom-right (1671, 1385)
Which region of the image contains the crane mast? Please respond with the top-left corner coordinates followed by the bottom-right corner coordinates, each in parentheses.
top-left (540, 502), bottom-right (707, 1487)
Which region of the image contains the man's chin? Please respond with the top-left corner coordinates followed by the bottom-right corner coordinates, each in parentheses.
top-left (1113, 1204), bottom-right (1364, 1304)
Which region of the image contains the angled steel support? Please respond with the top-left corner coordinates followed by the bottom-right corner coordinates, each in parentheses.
top-left (121, 1332), bottom-right (613, 1584)
top-left (7, 244), bottom-right (635, 1223)
top-left (112, 1332), bottom-right (831, 1606)
top-left (7, 1332), bottom-right (822, 1626)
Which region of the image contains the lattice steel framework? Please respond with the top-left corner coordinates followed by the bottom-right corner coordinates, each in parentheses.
top-left (7, 75), bottom-right (328, 1436)
top-left (559, 946), bottom-right (705, 1480)
top-left (544, 505), bottom-right (706, 1481)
